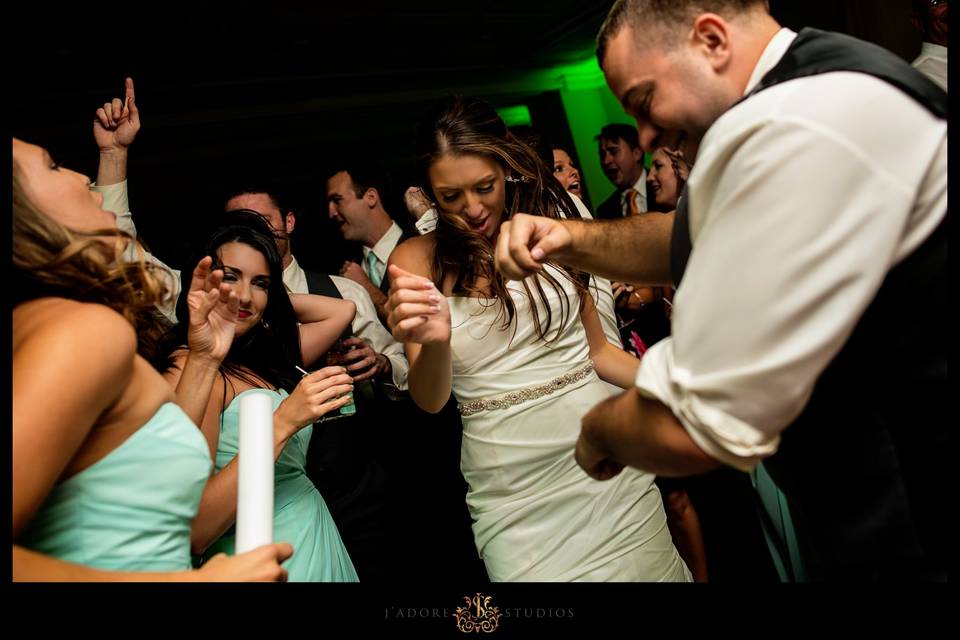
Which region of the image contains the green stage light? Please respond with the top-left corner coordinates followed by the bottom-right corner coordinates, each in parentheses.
top-left (496, 104), bottom-right (534, 127)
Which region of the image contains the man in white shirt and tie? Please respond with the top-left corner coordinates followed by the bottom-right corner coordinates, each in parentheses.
top-left (327, 162), bottom-right (411, 327)
top-left (595, 122), bottom-right (649, 220)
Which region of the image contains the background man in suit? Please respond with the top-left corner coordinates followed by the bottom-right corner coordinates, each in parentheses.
top-left (595, 122), bottom-right (650, 220)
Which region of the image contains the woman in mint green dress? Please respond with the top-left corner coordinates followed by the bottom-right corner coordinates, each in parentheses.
top-left (160, 212), bottom-right (359, 582)
top-left (12, 138), bottom-right (291, 581)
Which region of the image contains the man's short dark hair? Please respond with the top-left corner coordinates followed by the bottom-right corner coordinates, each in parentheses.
top-left (223, 183), bottom-right (291, 216)
top-left (596, 0), bottom-right (769, 66)
top-left (328, 160), bottom-right (389, 201)
top-left (596, 123), bottom-right (640, 150)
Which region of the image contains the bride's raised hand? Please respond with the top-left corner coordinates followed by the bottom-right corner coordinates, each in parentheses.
top-left (385, 264), bottom-right (450, 345)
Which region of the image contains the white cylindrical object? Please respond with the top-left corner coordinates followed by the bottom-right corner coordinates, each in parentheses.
top-left (235, 391), bottom-right (275, 553)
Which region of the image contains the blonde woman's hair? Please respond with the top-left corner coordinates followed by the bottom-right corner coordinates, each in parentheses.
top-left (12, 162), bottom-right (173, 358)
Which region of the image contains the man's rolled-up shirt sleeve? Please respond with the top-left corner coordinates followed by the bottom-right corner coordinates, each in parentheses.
top-left (635, 338), bottom-right (778, 471)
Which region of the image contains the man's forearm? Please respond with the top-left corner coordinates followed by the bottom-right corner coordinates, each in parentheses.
top-left (366, 283), bottom-right (388, 307)
top-left (362, 284), bottom-right (389, 320)
top-left (562, 214), bottom-right (674, 286)
top-left (582, 387), bottom-right (719, 477)
top-left (97, 149), bottom-right (128, 186)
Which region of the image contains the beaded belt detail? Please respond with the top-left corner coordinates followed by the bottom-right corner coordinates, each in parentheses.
top-left (457, 361), bottom-right (595, 417)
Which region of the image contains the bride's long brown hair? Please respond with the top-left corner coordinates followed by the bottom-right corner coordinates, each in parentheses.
top-left (415, 96), bottom-right (589, 343)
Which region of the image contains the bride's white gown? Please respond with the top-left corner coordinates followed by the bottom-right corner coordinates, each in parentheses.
top-left (447, 266), bottom-right (691, 582)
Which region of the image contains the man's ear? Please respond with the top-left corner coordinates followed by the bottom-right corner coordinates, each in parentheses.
top-left (285, 211), bottom-right (296, 235)
top-left (631, 144), bottom-right (644, 165)
top-left (364, 188), bottom-right (379, 208)
top-left (690, 13), bottom-right (732, 73)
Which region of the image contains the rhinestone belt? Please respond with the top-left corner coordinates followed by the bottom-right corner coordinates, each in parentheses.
top-left (457, 361), bottom-right (595, 417)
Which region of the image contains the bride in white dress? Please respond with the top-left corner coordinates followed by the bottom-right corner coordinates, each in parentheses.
top-left (385, 96), bottom-right (690, 582)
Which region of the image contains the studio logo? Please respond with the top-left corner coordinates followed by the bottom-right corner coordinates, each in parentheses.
top-left (454, 592), bottom-right (502, 633)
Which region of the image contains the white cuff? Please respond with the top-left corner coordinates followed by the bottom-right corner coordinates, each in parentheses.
top-left (90, 180), bottom-right (130, 220)
top-left (387, 354), bottom-right (409, 390)
top-left (635, 339), bottom-right (780, 472)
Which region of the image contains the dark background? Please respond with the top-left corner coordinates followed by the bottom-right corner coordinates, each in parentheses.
top-left (10, 1), bottom-right (923, 275)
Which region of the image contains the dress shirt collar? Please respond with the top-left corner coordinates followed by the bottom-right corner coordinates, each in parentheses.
top-left (919, 41), bottom-right (947, 62)
top-left (744, 28), bottom-right (798, 96)
top-left (283, 254), bottom-right (308, 294)
top-left (363, 221), bottom-right (403, 265)
top-left (620, 170), bottom-right (648, 201)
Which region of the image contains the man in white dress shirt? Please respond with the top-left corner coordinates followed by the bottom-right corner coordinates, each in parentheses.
top-left (326, 162), bottom-right (410, 327)
top-left (495, 0), bottom-right (946, 580)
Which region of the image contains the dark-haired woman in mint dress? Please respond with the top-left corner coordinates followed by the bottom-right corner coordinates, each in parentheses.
top-left (160, 213), bottom-right (359, 581)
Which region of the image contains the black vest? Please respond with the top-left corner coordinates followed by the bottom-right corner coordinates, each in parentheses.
top-left (671, 29), bottom-right (947, 580)
top-left (302, 268), bottom-right (343, 300)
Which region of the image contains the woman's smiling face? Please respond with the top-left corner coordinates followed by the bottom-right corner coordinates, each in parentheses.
top-left (216, 241), bottom-right (271, 337)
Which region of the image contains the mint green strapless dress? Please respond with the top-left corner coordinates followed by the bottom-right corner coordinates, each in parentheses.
top-left (201, 388), bottom-right (358, 582)
top-left (18, 402), bottom-right (212, 571)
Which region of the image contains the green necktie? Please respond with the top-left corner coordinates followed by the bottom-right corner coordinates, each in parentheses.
top-left (366, 251), bottom-right (382, 287)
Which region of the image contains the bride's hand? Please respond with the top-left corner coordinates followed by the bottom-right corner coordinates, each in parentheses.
top-left (385, 264), bottom-right (450, 345)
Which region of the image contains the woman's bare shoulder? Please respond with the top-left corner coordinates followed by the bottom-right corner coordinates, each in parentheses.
top-left (15, 298), bottom-right (136, 359)
top-left (389, 233), bottom-right (436, 277)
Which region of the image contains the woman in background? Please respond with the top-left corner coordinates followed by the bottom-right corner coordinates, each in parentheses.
top-left (552, 146), bottom-right (586, 206)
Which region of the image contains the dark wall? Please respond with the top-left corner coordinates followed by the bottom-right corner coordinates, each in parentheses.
top-left (525, 90), bottom-right (598, 208)
top-left (770, 0), bottom-right (922, 61)
top-left (12, 2), bottom-right (925, 278)
top-left (9, 2), bottom-right (617, 277)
